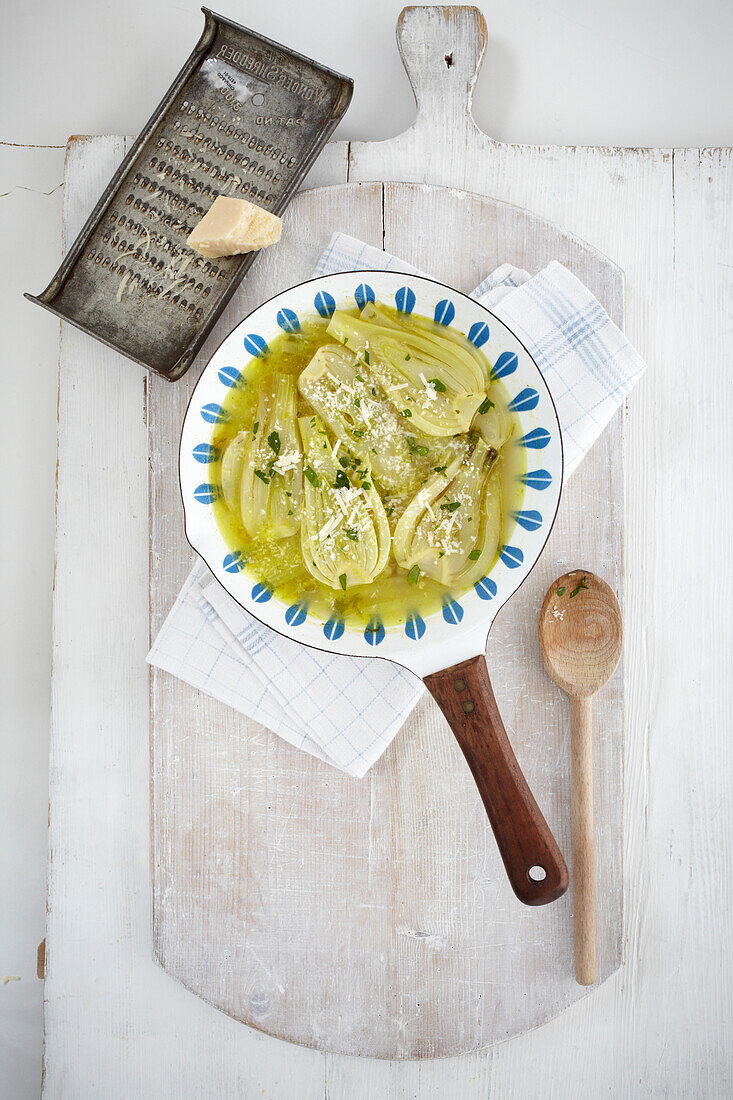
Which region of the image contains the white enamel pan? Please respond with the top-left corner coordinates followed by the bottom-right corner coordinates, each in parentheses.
top-left (181, 270), bottom-right (568, 905)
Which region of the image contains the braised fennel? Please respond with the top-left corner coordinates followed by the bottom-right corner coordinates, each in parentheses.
top-left (209, 301), bottom-right (523, 628)
top-left (234, 372), bottom-right (302, 539)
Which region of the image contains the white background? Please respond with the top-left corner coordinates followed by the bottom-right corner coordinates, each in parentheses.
top-left (2, 1), bottom-right (732, 1096)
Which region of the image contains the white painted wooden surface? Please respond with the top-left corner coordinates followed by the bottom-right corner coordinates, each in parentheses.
top-left (46, 6), bottom-right (733, 1096)
top-left (149, 178), bottom-right (624, 1057)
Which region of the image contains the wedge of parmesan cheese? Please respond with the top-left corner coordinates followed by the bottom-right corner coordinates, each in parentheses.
top-left (186, 196), bottom-right (282, 259)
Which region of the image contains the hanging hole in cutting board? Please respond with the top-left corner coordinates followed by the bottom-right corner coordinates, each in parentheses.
top-left (529, 865), bottom-right (547, 882)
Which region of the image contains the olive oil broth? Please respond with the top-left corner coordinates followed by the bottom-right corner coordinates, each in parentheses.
top-left (209, 306), bottom-right (525, 629)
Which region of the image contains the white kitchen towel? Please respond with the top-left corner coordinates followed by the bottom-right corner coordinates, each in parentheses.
top-left (148, 232), bottom-right (646, 776)
top-left (148, 560), bottom-right (420, 776)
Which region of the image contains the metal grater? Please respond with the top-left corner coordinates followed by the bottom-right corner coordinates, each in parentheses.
top-left (26, 9), bottom-right (353, 380)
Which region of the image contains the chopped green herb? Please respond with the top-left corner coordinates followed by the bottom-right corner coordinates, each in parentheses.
top-left (438, 550), bottom-right (445, 558)
top-left (407, 564), bottom-right (420, 585)
top-left (361, 481), bottom-right (372, 490)
top-left (353, 397), bottom-right (361, 408)
top-left (334, 470), bottom-right (350, 489)
top-left (342, 337), bottom-right (349, 345)
top-left (441, 501), bottom-right (461, 513)
top-left (468, 549), bottom-right (481, 561)
top-left (401, 409), bottom-right (412, 418)
top-left (339, 573), bottom-right (347, 591)
top-left (287, 509), bottom-right (293, 516)
top-left (339, 456), bottom-right (351, 468)
top-left (386, 505), bottom-right (395, 517)
top-left (570, 576), bottom-right (590, 598)
top-left (407, 436), bottom-right (429, 456)
top-left (429, 378), bottom-right (447, 392)
top-left (254, 469), bottom-right (270, 484)
top-left (344, 528), bottom-right (359, 541)
top-left (405, 353), bottom-right (411, 361)
top-left (363, 350), bottom-right (370, 365)
top-left (252, 421), bottom-right (259, 435)
top-left (556, 586), bottom-right (566, 596)
top-left (356, 374), bottom-right (365, 383)
top-left (352, 428), bottom-right (365, 438)
top-left (433, 465), bottom-right (447, 474)
top-left (477, 397), bottom-right (496, 415)
top-left (304, 466), bottom-right (321, 488)
top-left (267, 430), bottom-right (280, 456)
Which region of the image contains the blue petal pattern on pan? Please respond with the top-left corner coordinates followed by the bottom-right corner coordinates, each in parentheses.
top-left (323, 617), bottom-right (345, 642)
top-left (512, 509), bottom-right (543, 531)
top-left (474, 576), bottom-right (497, 600)
top-left (508, 387), bottom-right (540, 412)
top-left (285, 602), bottom-right (308, 627)
top-left (223, 551), bottom-right (246, 573)
top-left (354, 282), bottom-right (375, 310)
top-left (276, 307), bottom-right (300, 333)
top-left (244, 333), bottom-right (268, 358)
top-left (518, 427), bottom-right (551, 449)
top-left (251, 583), bottom-right (273, 603)
top-left (314, 290), bottom-right (336, 318)
top-left (193, 443), bottom-right (217, 463)
top-left (364, 617), bottom-right (385, 646)
top-left (500, 544), bottom-right (524, 568)
top-left (194, 483), bottom-right (219, 504)
top-left (405, 612), bottom-right (426, 641)
top-left (200, 402), bottom-right (227, 424)
top-left (519, 469), bottom-right (553, 490)
top-left (192, 279), bottom-right (562, 647)
top-left (490, 351), bottom-right (518, 381)
top-left (395, 285), bottom-right (416, 313)
top-left (442, 597), bottom-right (464, 624)
top-left (434, 298), bottom-right (456, 326)
top-left (467, 320), bottom-right (490, 347)
top-left (218, 365), bottom-right (243, 388)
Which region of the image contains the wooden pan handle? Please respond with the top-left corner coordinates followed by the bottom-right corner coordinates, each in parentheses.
top-left (424, 655), bottom-right (569, 906)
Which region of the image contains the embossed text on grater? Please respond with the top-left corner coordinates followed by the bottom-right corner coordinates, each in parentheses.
top-left (26, 9), bottom-right (353, 379)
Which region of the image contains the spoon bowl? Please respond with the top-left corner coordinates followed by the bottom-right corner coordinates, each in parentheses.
top-left (540, 571), bottom-right (622, 698)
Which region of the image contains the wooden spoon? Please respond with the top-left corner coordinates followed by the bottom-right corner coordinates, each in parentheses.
top-left (539, 570), bottom-right (622, 985)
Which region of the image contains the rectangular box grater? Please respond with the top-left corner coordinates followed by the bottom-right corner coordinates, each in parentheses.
top-left (26, 8), bottom-right (353, 380)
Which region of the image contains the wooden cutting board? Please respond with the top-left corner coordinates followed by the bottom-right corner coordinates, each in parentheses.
top-left (147, 7), bottom-right (624, 1058)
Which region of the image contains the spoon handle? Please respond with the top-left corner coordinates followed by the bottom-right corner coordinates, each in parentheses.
top-left (571, 695), bottom-right (596, 984)
top-left (425, 655), bottom-right (569, 906)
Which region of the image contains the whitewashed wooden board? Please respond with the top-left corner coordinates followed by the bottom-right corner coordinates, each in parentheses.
top-left (147, 8), bottom-right (623, 1058)
top-left (149, 184), bottom-right (623, 1058)
top-left (45, 5), bottom-right (733, 1096)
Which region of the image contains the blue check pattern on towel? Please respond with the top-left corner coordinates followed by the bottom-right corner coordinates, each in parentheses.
top-left (148, 233), bottom-right (646, 777)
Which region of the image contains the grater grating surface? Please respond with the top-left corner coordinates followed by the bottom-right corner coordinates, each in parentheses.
top-left (26, 8), bottom-right (353, 380)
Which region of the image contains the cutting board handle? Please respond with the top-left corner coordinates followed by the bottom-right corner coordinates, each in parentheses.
top-left (424, 655), bottom-right (569, 905)
top-left (397, 5), bottom-right (488, 137)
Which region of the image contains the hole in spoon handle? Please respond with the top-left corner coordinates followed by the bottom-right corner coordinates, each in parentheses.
top-left (424, 655), bottom-right (569, 906)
